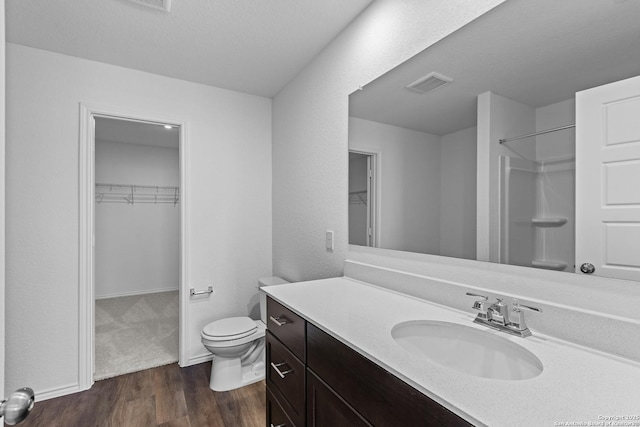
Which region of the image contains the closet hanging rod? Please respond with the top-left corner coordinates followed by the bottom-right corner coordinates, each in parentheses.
top-left (499, 124), bottom-right (575, 144)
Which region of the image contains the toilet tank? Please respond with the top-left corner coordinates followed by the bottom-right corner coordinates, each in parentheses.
top-left (258, 276), bottom-right (290, 323)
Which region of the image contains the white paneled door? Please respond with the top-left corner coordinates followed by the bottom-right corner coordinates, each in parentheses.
top-left (576, 75), bottom-right (640, 281)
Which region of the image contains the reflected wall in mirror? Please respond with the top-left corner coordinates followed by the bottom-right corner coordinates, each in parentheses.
top-left (348, 0), bottom-right (640, 281)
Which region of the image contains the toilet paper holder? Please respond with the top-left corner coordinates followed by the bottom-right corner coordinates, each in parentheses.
top-left (190, 286), bottom-right (213, 296)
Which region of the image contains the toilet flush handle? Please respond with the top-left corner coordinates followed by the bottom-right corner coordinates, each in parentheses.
top-left (269, 315), bottom-right (290, 326)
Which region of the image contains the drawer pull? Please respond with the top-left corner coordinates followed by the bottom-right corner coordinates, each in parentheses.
top-left (270, 362), bottom-right (293, 378)
top-left (270, 424), bottom-right (286, 427)
top-left (269, 315), bottom-right (290, 326)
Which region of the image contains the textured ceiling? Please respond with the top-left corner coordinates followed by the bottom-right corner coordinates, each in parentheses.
top-left (350, 0), bottom-right (640, 136)
top-left (6, 0), bottom-right (373, 97)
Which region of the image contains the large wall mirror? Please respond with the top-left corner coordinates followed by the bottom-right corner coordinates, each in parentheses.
top-left (348, 0), bottom-right (640, 281)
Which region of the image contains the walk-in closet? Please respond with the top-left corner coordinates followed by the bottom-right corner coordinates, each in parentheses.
top-left (94, 117), bottom-right (180, 380)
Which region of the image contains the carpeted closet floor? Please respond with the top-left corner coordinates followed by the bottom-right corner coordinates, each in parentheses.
top-left (95, 290), bottom-right (179, 380)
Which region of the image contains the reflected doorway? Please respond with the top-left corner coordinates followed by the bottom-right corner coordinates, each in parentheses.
top-left (349, 151), bottom-right (376, 247)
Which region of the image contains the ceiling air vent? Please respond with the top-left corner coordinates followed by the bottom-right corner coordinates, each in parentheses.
top-left (405, 72), bottom-right (453, 94)
top-left (126, 0), bottom-right (172, 12)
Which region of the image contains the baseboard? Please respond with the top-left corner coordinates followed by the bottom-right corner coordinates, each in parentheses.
top-left (95, 286), bottom-right (179, 300)
top-left (181, 352), bottom-right (213, 368)
top-left (35, 382), bottom-right (85, 401)
top-left (36, 357), bottom-right (210, 400)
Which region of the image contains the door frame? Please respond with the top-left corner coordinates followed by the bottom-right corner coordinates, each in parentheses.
top-left (348, 148), bottom-right (380, 247)
top-left (78, 103), bottom-right (188, 390)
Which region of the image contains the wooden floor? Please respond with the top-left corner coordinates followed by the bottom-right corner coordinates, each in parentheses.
top-left (20, 362), bottom-right (265, 427)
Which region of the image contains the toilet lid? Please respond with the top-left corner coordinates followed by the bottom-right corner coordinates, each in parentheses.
top-left (202, 316), bottom-right (257, 339)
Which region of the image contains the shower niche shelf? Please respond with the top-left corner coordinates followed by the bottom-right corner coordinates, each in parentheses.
top-left (531, 260), bottom-right (568, 271)
top-left (531, 217), bottom-right (567, 227)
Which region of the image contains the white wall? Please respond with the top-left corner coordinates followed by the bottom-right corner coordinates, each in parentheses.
top-left (349, 120), bottom-right (478, 258)
top-left (95, 141), bottom-right (179, 298)
top-left (440, 126), bottom-right (477, 260)
top-left (5, 44), bottom-right (272, 397)
top-left (349, 117), bottom-right (441, 254)
top-left (535, 99), bottom-right (575, 162)
top-left (273, 0), bottom-right (508, 281)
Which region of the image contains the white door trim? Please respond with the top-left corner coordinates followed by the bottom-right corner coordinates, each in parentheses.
top-left (78, 103), bottom-right (188, 391)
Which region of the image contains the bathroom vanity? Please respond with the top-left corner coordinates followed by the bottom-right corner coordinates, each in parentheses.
top-left (265, 296), bottom-right (469, 427)
top-left (263, 276), bottom-right (640, 426)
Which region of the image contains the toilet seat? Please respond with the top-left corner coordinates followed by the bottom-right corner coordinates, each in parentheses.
top-left (202, 317), bottom-right (261, 342)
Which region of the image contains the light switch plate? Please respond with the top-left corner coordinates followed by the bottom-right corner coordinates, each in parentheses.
top-left (326, 230), bottom-right (334, 251)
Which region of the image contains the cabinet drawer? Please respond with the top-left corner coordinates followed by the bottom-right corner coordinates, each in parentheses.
top-left (266, 297), bottom-right (305, 361)
top-left (267, 387), bottom-right (297, 427)
top-left (266, 331), bottom-right (305, 426)
top-left (307, 324), bottom-right (472, 427)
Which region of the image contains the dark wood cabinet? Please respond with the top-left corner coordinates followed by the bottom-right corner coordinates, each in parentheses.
top-left (266, 298), bottom-right (306, 427)
top-left (266, 332), bottom-right (305, 427)
top-left (267, 387), bottom-right (296, 427)
top-left (267, 297), bottom-right (305, 360)
top-left (306, 323), bottom-right (472, 427)
top-left (306, 370), bottom-right (372, 427)
top-left (265, 296), bottom-right (473, 427)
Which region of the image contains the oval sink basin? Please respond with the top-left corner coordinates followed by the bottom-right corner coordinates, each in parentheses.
top-left (391, 320), bottom-right (543, 380)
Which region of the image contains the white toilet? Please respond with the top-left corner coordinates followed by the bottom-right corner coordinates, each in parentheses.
top-left (201, 276), bottom-right (289, 391)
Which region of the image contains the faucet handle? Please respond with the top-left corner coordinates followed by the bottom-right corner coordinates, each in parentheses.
top-left (512, 300), bottom-right (542, 313)
top-left (510, 300), bottom-right (542, 336)
top-left (465, 292), bottom-right (489, 311)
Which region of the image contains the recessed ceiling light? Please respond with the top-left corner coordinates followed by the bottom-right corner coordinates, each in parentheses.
top-left (164, 125), bottom-right (173, 129)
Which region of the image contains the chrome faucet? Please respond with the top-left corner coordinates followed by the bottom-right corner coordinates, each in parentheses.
top-left (465, 293), bottom-right (542, 337)
top-left (487, 298), bottom-right (509, 325)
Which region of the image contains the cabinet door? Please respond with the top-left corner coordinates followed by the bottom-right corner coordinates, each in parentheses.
top-left (307, 370), bottom-right (372, 427)
top-left (307, 324), bottom-right (472, 427)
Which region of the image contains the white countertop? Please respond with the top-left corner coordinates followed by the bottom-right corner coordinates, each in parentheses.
top-left (263, 277), bottom-right (640, 427)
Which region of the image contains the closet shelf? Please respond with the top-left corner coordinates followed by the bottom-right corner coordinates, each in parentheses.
top-left (96, 183), bottom-right (180, 205)
top-left (349, 190), bottom-right (367, 206)
top-left (531, 259), bottom-right (568, 271)
top-left (531, 217), bottom-right (567, 227)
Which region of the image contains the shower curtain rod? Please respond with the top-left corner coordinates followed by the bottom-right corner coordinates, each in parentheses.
top-left (499, 124), bottom-right (575, 144)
